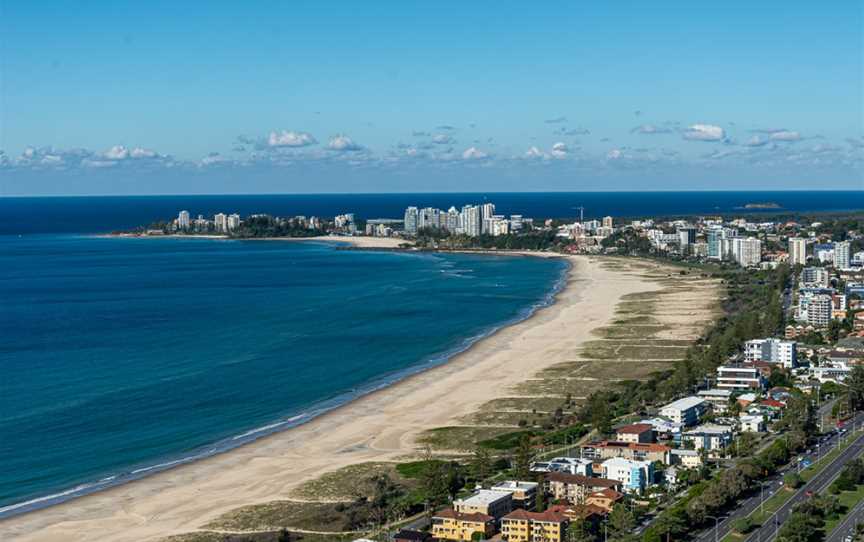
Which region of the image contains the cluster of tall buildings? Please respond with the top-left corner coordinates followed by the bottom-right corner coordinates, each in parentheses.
top-left (176, 210), bottom-right (241, 233)
top-left (788, 237), bottom-right (852, 269)
top-left (705, 227), bottom-right (762, 267)
top-left (403, 203), bottom-right (531, 237)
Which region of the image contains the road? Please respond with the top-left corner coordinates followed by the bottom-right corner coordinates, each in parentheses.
top-left (744, 424), bottom-right (864, 542)
top-left (827, 497), bottom-right (864, 542)
top-left (694, 412), bottom-right (863, 542)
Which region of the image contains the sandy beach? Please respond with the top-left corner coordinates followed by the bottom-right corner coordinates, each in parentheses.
top-left (1, 254), bottom-right (687, 542)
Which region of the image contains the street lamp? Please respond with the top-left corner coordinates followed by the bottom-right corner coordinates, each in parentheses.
top-left (706, 515), bottom-right (720, 542)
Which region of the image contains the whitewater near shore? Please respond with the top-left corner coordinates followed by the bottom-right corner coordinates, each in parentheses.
top-left (1, 254), bottom-right (709, 542)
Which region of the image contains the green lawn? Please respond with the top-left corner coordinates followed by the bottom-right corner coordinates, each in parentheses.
top-left (823, 484), bottom-right (864, 535)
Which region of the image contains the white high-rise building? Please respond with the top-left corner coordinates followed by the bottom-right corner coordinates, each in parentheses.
top-left (744, 338), bottom-right (798, 368)
top-left (214, 213), bottom-right (227, 233)
top-left (732, 238), bottom-right (762, 267)
top-left (480, 203), bottom-right (496, 234)
top-left (461, 205), bottom-right (482, 237)
top-left (178, 210), bottom-right (191, 229)
top-left (789, 237), bottom-right (807, 265)
top-left (835, 241), bottom-right (851, 270)
top-left (227, 213), bottom-right (241, 231)
top-left (403, 207), bottom-right (419, 234)
top-left (602, 216), bottom-right (613, 229)
top-left (445, 207), bottom-right (460, 232)
top-left (801, 267), bottom-right (830, 288)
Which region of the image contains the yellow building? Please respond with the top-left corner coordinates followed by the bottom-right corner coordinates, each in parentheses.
top-left (431, 509), bottom-right (495, 541)
top-left (500, 509), bottom-right (569, 542)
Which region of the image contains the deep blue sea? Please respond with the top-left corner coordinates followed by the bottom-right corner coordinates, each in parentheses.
top-left (1, 191), bottom-right (862, 235)
top-left (0, 191), bottom-right (860, 516)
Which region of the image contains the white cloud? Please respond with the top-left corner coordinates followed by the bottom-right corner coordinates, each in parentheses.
top-left (130, 147), bottom-right (158, 158)
top-left (82, 158), bottom-right (119, 168)
top-left (462, 147), bottom-right (488, 160)
top-left (606, 148), bottom-right (624, 160)
top-left (745, 136), bottom-right (769, 147)
top-left (104, 145), bottom-right (130, 160)
top-left (683, 124), bottom-right (725, 141)
top-left (268, 130), bottom-right (317, 147)
top-left (327, 134), bottom-right (363, 152)
top-left (769, 130), bottom-right (801, 142)
top-left (525, 146), bottom-right (545, 158)
top-left (632, 124), bottom-right (672, 135)
top-left (432, 134), bottom-right (454, 145)
top-left (550, 142), bottom-right (569, 158)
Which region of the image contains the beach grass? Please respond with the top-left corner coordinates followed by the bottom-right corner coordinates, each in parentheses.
top-left (204, 501), bottom-right (361, 532)
top-left (290, 462), bottom-right (411, 501)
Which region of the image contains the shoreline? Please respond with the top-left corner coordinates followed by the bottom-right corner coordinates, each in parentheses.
top-left (0, 245), bottom-right (568, 521)
top-left (101, 232), bottom-right (412, 250)
top-left (2, 254), bottom-right (670, 542)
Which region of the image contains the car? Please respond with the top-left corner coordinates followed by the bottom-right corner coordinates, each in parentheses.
top-left (805, 490), bottom-right (814, 497)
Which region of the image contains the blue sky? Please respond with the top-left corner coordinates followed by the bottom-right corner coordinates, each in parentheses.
top-left (1, 1), bottom-right (862, 195)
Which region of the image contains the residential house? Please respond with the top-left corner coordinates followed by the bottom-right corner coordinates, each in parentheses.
top-left (545, 472), bottom-right (621, 504)
top-left (697, 388), bottom-right (733, 414)
top-left (670, 448), bottom-right (702, 468)
top-left (614, 423), bottom-right (655, 443)
top-left (585, 488), bottom-right (625, 513)
top-left (682, 424), bottom-right (734, 452)
top-left (580, 440), bottom-right (671, 464)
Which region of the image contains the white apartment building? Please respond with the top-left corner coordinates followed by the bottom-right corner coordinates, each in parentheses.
top-left (227, 213), bottom-right (241, 231)
top-left (214, 213), bottom-right (227, 233)
top-left (658, 396), bottom-right (707, 427)
top-left (798, 292), bottom-right (834, 327)
top-left (789, 237), bottom-right (807, 265)
top-left (601, 458), bottom-right (653, 494)
top-left (744, 338), bottom-right (797, 368)
top-left (716, 365), bottom-right (764, 391)
top-left (732, 237), bottom-right (762, 267)
top-left (801, 267), bottom-right (830, 288)
top-left (697, 388), bottom-right (733, 413)
top-left (835, 241), bottom-right (851, 270)
top-left (178, 210), bottom-right (191, 229)
top-left (403, 207), bottom-right (419, 234)
top-left (682, 424), bottom-right (733, 451)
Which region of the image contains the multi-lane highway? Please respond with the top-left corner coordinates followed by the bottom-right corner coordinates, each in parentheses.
top-left (743, 426), bottom-right (864, 542)
top-left (693, 414), bottom-right (864, 542)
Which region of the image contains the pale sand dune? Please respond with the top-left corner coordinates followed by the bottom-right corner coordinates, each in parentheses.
top-left (1, 255), bottom-right (696, 542)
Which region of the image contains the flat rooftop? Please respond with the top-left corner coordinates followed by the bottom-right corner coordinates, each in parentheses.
top-left (454, 489), bottom-right (512, 507)
top-left (660, 396), bottom-right (706, 411)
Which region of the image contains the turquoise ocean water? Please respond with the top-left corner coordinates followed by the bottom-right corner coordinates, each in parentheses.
top-left (0, 234), bottom-right (566, 515)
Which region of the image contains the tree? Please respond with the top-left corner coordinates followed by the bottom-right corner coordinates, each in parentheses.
top-left (777, 512), bottom-right (818, 542)
top-left (609, 504), bottom-right (636, 537)
top-left (732, 517), bottom-right (753, 534)
top-left (848, 366), bottom-right (864, 411)
top-left (512, 434), bottom-right (534, 479)
top-left (362, 473), bottom-right (404, 528)
top-left (567, 518), bottom-right (597, 542)
top-left (471, 446), bottom-right (492, 482)
top-left (784, 472), bottom-right (803, 489)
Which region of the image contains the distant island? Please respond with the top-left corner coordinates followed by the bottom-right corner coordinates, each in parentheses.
top-left (743, 202), bottom-right (782, 209)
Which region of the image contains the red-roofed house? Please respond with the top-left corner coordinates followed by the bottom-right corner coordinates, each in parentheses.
top-left (615, 423), bottom-right (654, 443)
